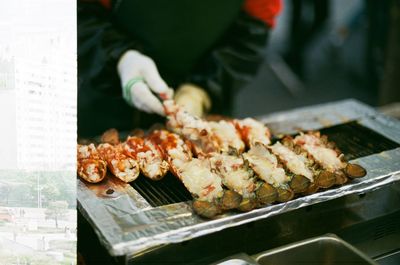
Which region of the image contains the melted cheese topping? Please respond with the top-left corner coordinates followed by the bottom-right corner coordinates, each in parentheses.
top-left (145, 160), bottom-right (169, 179)
top-left (79, 163), bottom-right (102, 182)
top-left (78, 145), bottom-right (90, 158)
top-left (162, 133), bottom-right (191, 162)
top-left (294, 134), bottom-right (344, 171)
top-left (209, 121), bottom-right (245, 153)
top-left (86, 164), bottom-right (97, 180)
top-left (164, 100), bottom-right (208, 134)
top-left (178, 158), bottom-right (223, 201)
top-left (172, 158), bottom-right (185, 169)
top-left (150, 130), bottom-right (192, 177)
top-left (243, 144), bottom-right (288, 186)
top-left (209, 153), bottom-right (255, 196)
top-left (238, 118), bottom-right (271, 147)
top-left (168, 148), bottom-right (189, 161)
top-left (111, 158), bottom-right (139, 182)
top-left (77, 144), bottom-right (106, 183)
top-left (164, 100), bottom-right (218, 154)
top-left (78, 144), bottom-right (98, 159)
top-left (135, 141), bottom-right (169, 179)
top-left (270, 142), bottom-right (314, 181)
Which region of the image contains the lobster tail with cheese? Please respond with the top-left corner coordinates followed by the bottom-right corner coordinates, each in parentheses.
top-left (243, 143), bottom-right (294, 202)
top-left (209, 151), bottom-right (277, 208)
top-left (209, 153), bottom-right (257, 210)
top-left (123, 136), bottom-right (169, 180)
top-left (209, 120), bottom-right (245, 154)
top-left (293, 132), bottom-right (366, 185)
top-left (149, 130), bottom-right (226, 217)
top-left (77, 144), bottom-right (107, 183)
top-left (234, 118), bottom-right (271, 148)
top-left (269, 140), bottom-right (313, 193)
top-left (148, 130), bottom-right (192, 175)
top-left (281, 135), bottom-right (340, 193)
top-left (97, 143), bottom-right (140, 183)
top-left (163, 100), bottom-right (219, 156)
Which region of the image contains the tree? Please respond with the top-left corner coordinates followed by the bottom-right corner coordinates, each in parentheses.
top-left (41, 183), bottom-right (60, 207)
top-left (0, 183), bottom-right (10, 205)
top-left (45, 201), bottom-right (69, 228)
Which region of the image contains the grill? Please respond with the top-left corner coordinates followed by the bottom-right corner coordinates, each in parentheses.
top-left (319, 121), bottom-right (400, 160)
top-left (130, 173), bottom-right (192, 207)
top-left (77, 99), bottom-right (400, 263)
top-left (130, 120), bottom-right (400, 208)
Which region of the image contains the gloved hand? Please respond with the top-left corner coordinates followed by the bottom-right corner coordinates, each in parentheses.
top-left (174, 83), bottom-right (211, 117)
top-left (117, 50), bottom-right (173, 115)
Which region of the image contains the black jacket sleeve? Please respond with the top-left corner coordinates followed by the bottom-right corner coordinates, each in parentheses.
top-left (78, 1), bottom-right (142, 94)
top-left (188, 11), bottom-right (270, 115)
top-left (78, 1), bottom-right (153, 137)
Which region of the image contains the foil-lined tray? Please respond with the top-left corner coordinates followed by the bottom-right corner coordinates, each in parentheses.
top-left (77, 99), bottom-right (400, 257)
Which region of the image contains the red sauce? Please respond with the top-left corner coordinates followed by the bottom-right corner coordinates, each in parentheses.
top-left (162, 134), bottom-right (178, 150)
top-left (97, 144), bottom-right (130, 174)
top-left (241, 126), bottom-right (251, 145)
top-left (203, 184), bottom-right (216, 196)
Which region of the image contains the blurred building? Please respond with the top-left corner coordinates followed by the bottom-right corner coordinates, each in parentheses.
top-left (0, 0), bottom-right (76, 171)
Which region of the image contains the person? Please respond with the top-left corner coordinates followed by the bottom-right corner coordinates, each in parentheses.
top-left (78, 0), bottom-right (282, 137)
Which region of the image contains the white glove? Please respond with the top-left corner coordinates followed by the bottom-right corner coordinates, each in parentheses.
top-left (117, 50), bottom-right (173, 115)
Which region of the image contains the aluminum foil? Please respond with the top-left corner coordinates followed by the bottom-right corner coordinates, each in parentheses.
top-left (77, 99), bottom-right (400, 257)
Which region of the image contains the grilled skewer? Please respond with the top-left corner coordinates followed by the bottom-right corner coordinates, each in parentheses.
top-left (77, 144), bottom-right (107, 183)
top-left (97, 143), bottom-right (140, 183)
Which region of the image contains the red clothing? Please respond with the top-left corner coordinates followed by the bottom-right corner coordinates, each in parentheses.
top-left (244, 0), bottom-right (282, 28)
top-left (97, 0), bottom-right (282, 28)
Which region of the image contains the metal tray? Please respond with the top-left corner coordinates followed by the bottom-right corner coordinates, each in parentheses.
top-left (211, 234), bottom-right (378, 265)
top-left (77, 99), bottom-right (400, 257)
top-left (253, 234), bottom-right (378, 265)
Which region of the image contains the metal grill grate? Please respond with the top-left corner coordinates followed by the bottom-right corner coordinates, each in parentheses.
top-left (131, 121), bottom-right (399, 207)
top-left (130, 173), bottom-right (192, 207)
top-left (319, 121), bottom-right (400, 160)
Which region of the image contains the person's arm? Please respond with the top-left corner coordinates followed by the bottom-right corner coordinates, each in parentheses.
top-left (78, 1), bottom-right (140, 95)
top-left (187, 0), bottom-right (282, 115)
top-left (78, 1), bottom-right (172, 115)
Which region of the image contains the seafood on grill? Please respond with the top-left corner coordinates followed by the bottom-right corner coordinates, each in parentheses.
top-left (234, 118), bottom-right (271, 148)
top-left (77, 100), bottom-right (368, 219)
top-left (97, 143), bottom-right (140, 183)
top-left (209, 152), bottom-right (276, 211)
top-left (293, 132), bottom-right (366, 186)
top-left (77, 144), bottom-right (107, 183)
top-left (243, 143), bottom-right (294, 202)
top-left (100, 128), bottom-right (120, 145)
top-left (268, 140), bottom-right (315, 193)
top-left (123, 136), bottom-right (169, 180)
top-left (163, 100), bottom-right (220, 156)
top-left (208, 120), bottom-right (245, 154)
top-left (149, 130), bottom-right (227, 218)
